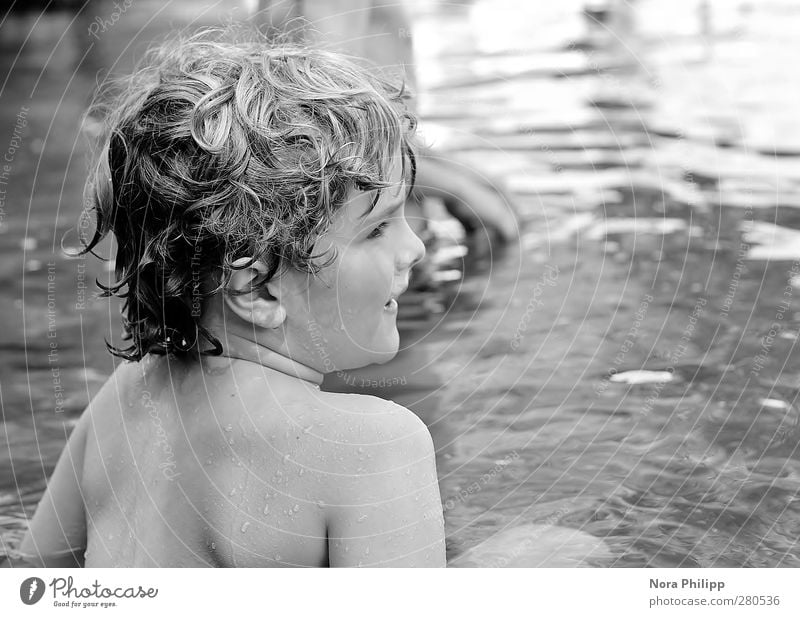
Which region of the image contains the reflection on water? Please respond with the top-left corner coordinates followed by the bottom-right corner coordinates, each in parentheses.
top-left (3, 0), bottom-right (800, 566)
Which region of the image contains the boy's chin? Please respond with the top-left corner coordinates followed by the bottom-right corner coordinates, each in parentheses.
top-left (352, 332), bottom-right (400, 367)
top-left (344, 344), bottom-right (400, 370)
top-left (370, 347), bottom-right (400, 366)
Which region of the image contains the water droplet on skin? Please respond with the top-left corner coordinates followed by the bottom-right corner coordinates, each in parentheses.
top-left (210, 542), bottom-right (216, 550)
top-left (357, 447), bottom-right (364, 454)
top-left (275, 554), bottom-right (282, 561)
top-left (293, 504), bottom-right (300, 513)
top-left (405, 469), bottom-right (411, 476)
top-left (263, 504), bottom-right (270, 515)
top-left (205, 459), bottom-right (212, 466)
top-left (298, 468), bottom-right (304, 476)
top-left (357, 561), bottom-right (363, 566)
top-left (224, 424), bottom-right (233, 432)
top-left (283, 454), bottom-right (291, 463)
top-left (344, 545), bottom-right (350, 553)
top-left (240, 522), bottom-right (250, 533)
top-left (316, 500), bottom-right (325, 508)
top-left (228, 438), bottom-right (235, 445)
top-left (229, 488), bottom-right (237, 496)
top-left (303, 425), bottom-right (313, 434)
top-left (365, 547), bottom-right (370, 555)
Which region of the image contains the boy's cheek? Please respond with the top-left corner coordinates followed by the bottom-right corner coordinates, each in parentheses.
top-left (306, 297), bottom-right (341, 329)
top-left (341, 250), bottom-right (392, 288)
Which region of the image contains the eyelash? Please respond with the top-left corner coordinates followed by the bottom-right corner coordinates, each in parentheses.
top-left (368, 221), bottom-right (390, 239)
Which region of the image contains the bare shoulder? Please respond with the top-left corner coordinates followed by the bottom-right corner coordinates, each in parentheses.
top-left (201, 387), bottom-right (444, 567)
top-left (313, 392), bottom-right (445, 566)
top-left (234, 390), bottom-right (436, 486)
top-left (197, 389), bottom-right (437, 567)
top-left (317, 391), bottom-right (432, 441)
top-left (308, 392), bottom-right (435, 474)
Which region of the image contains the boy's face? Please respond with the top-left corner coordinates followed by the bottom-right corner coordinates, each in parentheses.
top-left (280, 151), bottom-right (426, 372)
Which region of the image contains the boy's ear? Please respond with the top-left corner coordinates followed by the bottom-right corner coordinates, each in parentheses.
top-left (223, 258), bottom-right (287, 329)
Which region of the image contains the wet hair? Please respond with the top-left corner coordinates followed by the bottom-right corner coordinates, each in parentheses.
top-left (82, 28), bottom-right (417, 361)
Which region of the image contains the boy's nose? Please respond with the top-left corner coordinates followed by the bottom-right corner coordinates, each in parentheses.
top-left (399, 224), bottom-right (426, 271)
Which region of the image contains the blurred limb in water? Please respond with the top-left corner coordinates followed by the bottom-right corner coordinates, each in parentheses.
top-left (254, 0), bottom-right (519, 246)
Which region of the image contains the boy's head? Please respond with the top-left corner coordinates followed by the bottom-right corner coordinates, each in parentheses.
top-left (84, 29), bottom-right (420, 366)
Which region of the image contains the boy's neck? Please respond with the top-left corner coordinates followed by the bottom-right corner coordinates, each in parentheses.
top-left (212, 331), bottom-right (324, 387)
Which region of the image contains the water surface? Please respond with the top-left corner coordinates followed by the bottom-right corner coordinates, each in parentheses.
top-left (2, 0), bottom-right (800, 567)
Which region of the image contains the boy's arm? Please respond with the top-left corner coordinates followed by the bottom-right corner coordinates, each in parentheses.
top-left (325, 403), bottom-right (445, 567)
top-left (14, 412), bottom-right (90, 567)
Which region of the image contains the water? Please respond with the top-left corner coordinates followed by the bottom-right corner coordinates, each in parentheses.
top-left (2, 0), bottom-right (800, 567)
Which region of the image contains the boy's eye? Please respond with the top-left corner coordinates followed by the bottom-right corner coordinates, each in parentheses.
top-left (367, 221), bottom-right (390, 239)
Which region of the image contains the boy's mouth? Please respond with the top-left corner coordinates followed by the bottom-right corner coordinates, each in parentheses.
top-left (384, 285), bottom-right (406, 312)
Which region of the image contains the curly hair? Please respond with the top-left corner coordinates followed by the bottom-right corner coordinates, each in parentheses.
top-left (82, 28), bottom-right (417, 361)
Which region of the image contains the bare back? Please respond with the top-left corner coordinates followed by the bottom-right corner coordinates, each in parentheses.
top-left (21, 354), bottom-right (444, 567)
top-left (81, 355), bottom-right (331, 567)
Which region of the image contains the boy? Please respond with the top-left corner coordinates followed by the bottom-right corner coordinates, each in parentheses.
top-left (15, 30), bottom-right (445, 567)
